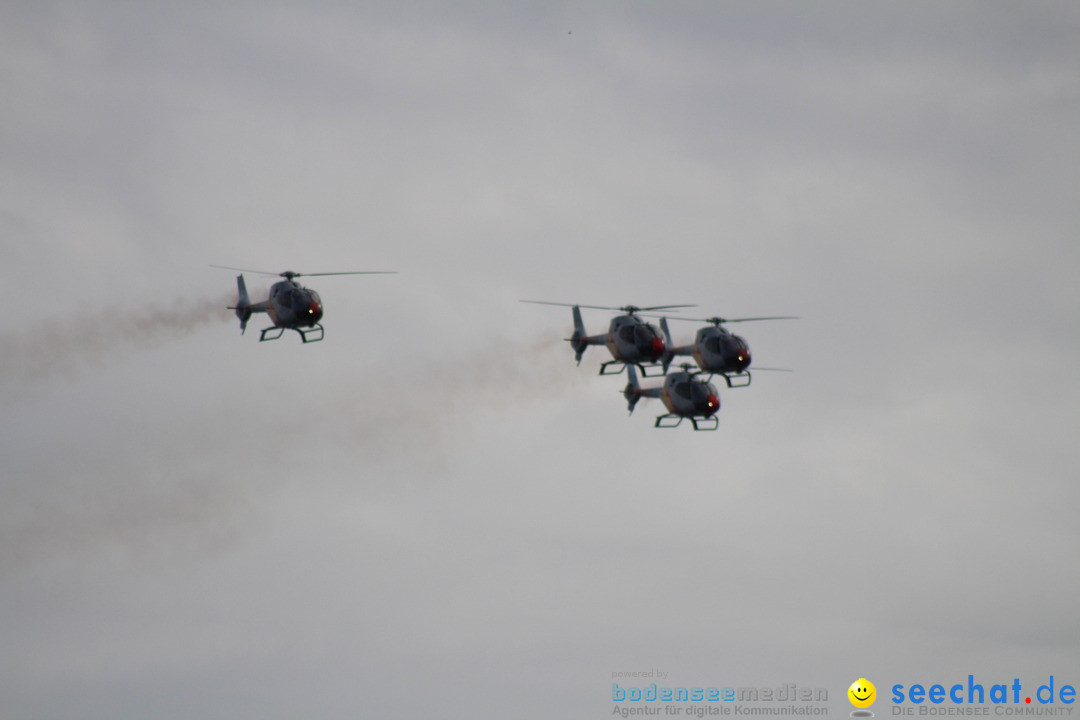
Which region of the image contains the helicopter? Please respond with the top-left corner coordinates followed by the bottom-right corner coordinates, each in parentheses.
top-left (623, 363), bottom-right (721, 430)
top-left (521, 301), bottom-right (694, 376)
top-left (659, 314), bottom-right (797, 387)
top-left (211, 265), bottom-right (395, 343)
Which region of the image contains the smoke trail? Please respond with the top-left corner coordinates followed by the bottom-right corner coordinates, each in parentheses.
top-left (312, 329), bottom-right (605, 474)
top-left (0, 294), bottom-right (232, 390)
top-left (0, 321), bottom-right (607, 576)
top-left (0, 465), bottom-right (252, 578)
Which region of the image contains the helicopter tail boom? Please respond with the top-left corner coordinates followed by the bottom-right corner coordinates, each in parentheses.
top-left (569, 305), bottom-right (588, 363)
top-left (623, 364), bottom-right (642, 414)
top-left (565, 305), bottom-right (607, 363)
top-left (659, 317), bottom-right (694, 373)
top-left (225, 274), bottom-right (266, 334)
top-left (660, 317), bottom-right (674, 373)
top-left (622, 365), bottom-right (662, 414)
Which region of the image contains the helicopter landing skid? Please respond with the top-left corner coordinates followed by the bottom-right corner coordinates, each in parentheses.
top-left (258, 324), bottom-right (325, 343)
top-left (600, 361), bottom-right (665, 377)
top-left (721, 371), bottom-right (751, 388)
top-left (599, 361), bottom-right (626, 376)
top-left (655, 414), bottom-right (719, 431)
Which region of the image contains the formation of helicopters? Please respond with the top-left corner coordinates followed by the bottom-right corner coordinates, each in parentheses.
top-left (522, 301), bottom-right (795, 431)
top-left (210, 268), bottom-right (793, 431)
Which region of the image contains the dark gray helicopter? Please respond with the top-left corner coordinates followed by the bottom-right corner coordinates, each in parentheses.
top-left (659, 314), bottom-right (796, 387)
top-left (522, 301), bottom-right (694, 376)
top-left (212, 265), bottom-right (395, 343)
top-left (623, 363), bottom-right (721, 430)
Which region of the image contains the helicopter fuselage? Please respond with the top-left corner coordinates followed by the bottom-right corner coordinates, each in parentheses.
top-left (691, 326), bottom-right (751, 374)
top-left (603, 314), bottom-right (666, 364)
top-left (266, 279), bottom-right (323, 329)
top-left (660, 371), bottom-right (721, 418)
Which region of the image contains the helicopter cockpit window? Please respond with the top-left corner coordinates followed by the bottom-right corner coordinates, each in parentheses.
top-left (704, 336), bottom-right (723, 354)
top-left (674, 382), bottom-right (692, 400)
top-left (619, 325), bottom-right (637, 343)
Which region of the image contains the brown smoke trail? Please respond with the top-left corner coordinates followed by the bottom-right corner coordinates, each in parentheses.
top-left (0, 294), bottom-right (232, 390)
top-left (315, 329), bottom-right (599, 471)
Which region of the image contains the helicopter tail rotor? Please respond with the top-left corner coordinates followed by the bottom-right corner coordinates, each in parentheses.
top-left (659, 317), bottom-right (675, 374)
top-left (228, 275), bottom-right (253, 334)
top-left (623, 364), bottom-right (642, 414)
top-left (569, 305), bottom-right (589, 364)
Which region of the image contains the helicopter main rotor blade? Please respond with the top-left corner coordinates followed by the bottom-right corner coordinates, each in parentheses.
top-left (520, 300), bottom-right (620, 310)
top-left (209, 264), bottom-right (284, 277)
top-left (638, 304), bottom-right (696, 312)
top-left (717, 315), bottom-right (799, 323)
top-left (660, 315), bottom-right (799, 324)
top-left (291, 271), bottom-right (397, 277)
top-left (521, 300), bottom-right (693, 313)
top-left (211, 265), bottom-right (397, 278)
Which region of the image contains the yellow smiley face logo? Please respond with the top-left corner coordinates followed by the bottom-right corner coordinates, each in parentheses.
top-left (848, 678), bottom-right (876, 708)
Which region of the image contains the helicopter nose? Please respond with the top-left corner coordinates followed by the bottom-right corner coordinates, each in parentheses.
top-left (307, 301), bottom-right (322, 323)
top-left (733, 349), bottom-right (750, 371)
top-left (705, 394), bottom-right (720, 415)
top-left (651, 337), bottom-right (665, 357)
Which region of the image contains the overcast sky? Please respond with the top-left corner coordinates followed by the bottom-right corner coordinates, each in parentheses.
top-left (2, 2), bottom-right (1079, 718)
